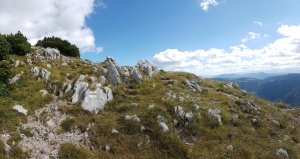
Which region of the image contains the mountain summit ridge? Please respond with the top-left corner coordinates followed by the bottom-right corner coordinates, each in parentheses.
top-left (0, 47), bottom-right (300, 158)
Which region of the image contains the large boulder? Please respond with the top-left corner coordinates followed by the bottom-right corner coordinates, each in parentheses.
top-left (137, 60), bottom-right (157, 77)
top-left (131, 67), bottom-right (142, 83)
top-left (40, 69), bottom-right (51, 81)
top-left (44, 47), bottom-right (60, 60)
top-left (72, 82), bottom-right (88, 103)
top-left (81, 86), bottom-right (113, 113)
top-left (106, 57), bottom-right (121, 86)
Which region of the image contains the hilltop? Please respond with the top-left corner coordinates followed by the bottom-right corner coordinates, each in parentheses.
top-left (0, 47), bottom-right (300, 158)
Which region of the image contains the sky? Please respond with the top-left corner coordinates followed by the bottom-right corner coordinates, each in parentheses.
top-left (1, 0), bottom-right (300, 76)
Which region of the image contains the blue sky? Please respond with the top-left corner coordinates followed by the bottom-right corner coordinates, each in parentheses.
top-left (1, 0), bottom-right (300, 75)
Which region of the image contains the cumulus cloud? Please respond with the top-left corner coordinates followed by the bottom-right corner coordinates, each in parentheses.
top-left (253, 21), bottom-right (263, 27)
top-left (198, 0), bottom-right (219, 12)
top-left (241, 32), bottom-right (268, 43)
top-left (0, 0), bottom-right (104, 53)
top-left (152, 25), bottom-right (300, 76)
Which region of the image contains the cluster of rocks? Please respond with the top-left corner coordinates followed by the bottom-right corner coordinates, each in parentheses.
top-left (17, 100), bottom-right (90, 159)
top-left (185, 76), bottom-right (201, 92)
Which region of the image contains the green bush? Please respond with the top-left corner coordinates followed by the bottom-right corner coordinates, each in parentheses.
top-left (61, 117), bottom-right (76, 132)
top-left (36, 36), bottom-right (80, 57)
top-left (0, 60), bottom-right (12, 96)
top-left (5, 31), bottom-right (31, 56)
top-left (0, 35), bottom-right (11, 61)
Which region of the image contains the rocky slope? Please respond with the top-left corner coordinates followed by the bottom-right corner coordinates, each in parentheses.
top-left (0, 47), bottom-right (300, 158)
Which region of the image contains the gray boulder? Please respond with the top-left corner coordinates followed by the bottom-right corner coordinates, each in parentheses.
top-left (44, 48), bottom-right (60, 60)
top-left (31, 67), bottom-right (39, 77)
top-left (81, 87), bottom-right (113, 113)
top-left (131, 67), bottom-right (142, 83)
top-left (72, 82), bottom-right (88, 103)
top-left (137, 60), bottom-right (156, 77)
top-left (100, 67), bottom-right (107, 74)
top-left (106, 58), bottom-right (121, 86)
top-left (40, 69), bottom-right (51, 81)
top-left (10, 71), bottom-right (24, 84)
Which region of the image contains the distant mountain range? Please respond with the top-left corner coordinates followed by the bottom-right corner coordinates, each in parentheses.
top-left (213, 72), bottom-right (284, 79)
top-left (212, 73), bottom-right (300, 107)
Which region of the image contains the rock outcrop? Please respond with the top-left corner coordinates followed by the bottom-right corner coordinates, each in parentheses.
top-left (13, 105), bottom-right (28, 115)
top-left (44, 47), bottom-right (60, 60)
top-left (137, 60), bottom-right (157, 77)
top-left (106, 57), bottom-right (121, 86)
top-left (208, 109), bottom-right (222, 125)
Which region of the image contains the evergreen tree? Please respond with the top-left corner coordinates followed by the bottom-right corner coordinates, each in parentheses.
top-left (5, 31), bottom-right (31, 56)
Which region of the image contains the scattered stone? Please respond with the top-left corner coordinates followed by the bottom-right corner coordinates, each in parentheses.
top-left (105, 145), bottom-right (110, 152)
top-left (46, 63), bottom-right (51, 68)
top-left (89, 76), bottom-right (97, 83)
top-left (158, 122), bottom-right (169, 132)
top-left (111, 129), bottom-right (119, 134)
top-left (31, 67), bottom-right (39, 77)
top-left (40, 69), bottom-right (51, 81)
top-left (272, 120), bottom-right (281, 127)
top-left (131, 67), bottom-right (142, 83)
top-left (125, 114), bottom-right (141, 122)
top-left (224, 83), bottom-right (233, 88)
top-left (92, 66), bottom-right (98, 73)
top-left (149, 104), bottom-right (155, 109)
top-left (25, 59), bottom-right (32, 65)
top-left (208, 109), bottom-right (222, 125)
top-left (227, 145), bottom-right (233, 151)
top-left (39, 89), bottom-right (48, 97)
top-left (276, 148), bottom-right (288, 157)
top-left (100, 67), bottom-right (107, 74)
top-left (13, 105), bottom-right (28, 115)
top-left (193, 104), bottom-right (200, 111)
top-left (10, 71), bottom-right (24, 84)
top-left (15, 60), bottom-right (20, 67)
top-left (179, 96), bottom-right (184, 102)
top-left (174, 106), bottom-right (185, 118)
top-left (0, 134), bottom-right (11, 153)
top-left (185, 112), bottom-right (193, 121)
top-left (44, 48), bottom-right (60, 60)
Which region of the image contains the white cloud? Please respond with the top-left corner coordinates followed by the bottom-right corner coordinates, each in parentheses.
top-left (253, 21), bottom-right (263, 27)
top-left (152, 25), bottom-right (300, 76)
top-left (241, 32), bottom-right (269, 43)
top-left (198, 0), bottom-right (219, 12)
top-left (0, 0), bottom-right (104, 54)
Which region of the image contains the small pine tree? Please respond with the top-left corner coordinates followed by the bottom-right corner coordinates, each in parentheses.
top-left (36, 36), bottom-right (80, 57)
top-left (0, 35), bottom-right (11, 61)
top-left (5, 31), bottom-right (31, 56)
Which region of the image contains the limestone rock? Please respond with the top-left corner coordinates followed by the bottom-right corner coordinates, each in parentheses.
top-left (40, 69), bottom-right (51, 81)
top-left (125, 114), bottom-right (141, 122)
top-left (10, 71), bottom-right (24, 84)
top-left (111, 129), bottom-right (119, 134)
top-left (137, 60), bottom-right (157, 77)
top-left (89, 76), bottom-right (97, 83)
top-left (100, 67), bottom-right (107, 74)
top-left (208, 109), bottom-right (222, 125)
top-left (15, 60), bottom-right (20, 67)
top-left (72, 82), bottom-right (88, 103)
top-left (13, 105), bottom-right (28, 115)
top-left (106, 57), bottom-right (121, 86)
top-left (185, 78), bottom-right (201, 92)
top-left (158, 122), bottom-right (169, 132)
top-left (131, 67), bottom-right (142, 83)
top-left (39, 89), bottom-right (48, 96)
top-left (174, 106), bottom-right (185, 118)
top-left (227, 145), bottom-right (233, 151)
top-left (99, 75), bottom-right (106, 84)
top-left (31, 67), bottom-right (39, 77)
top-left (81, 87), bottom-right (113, 113)
top-left (44, 47), bottom-right (60, 60)
top-left (276, 148), bottom-right (288, 157)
